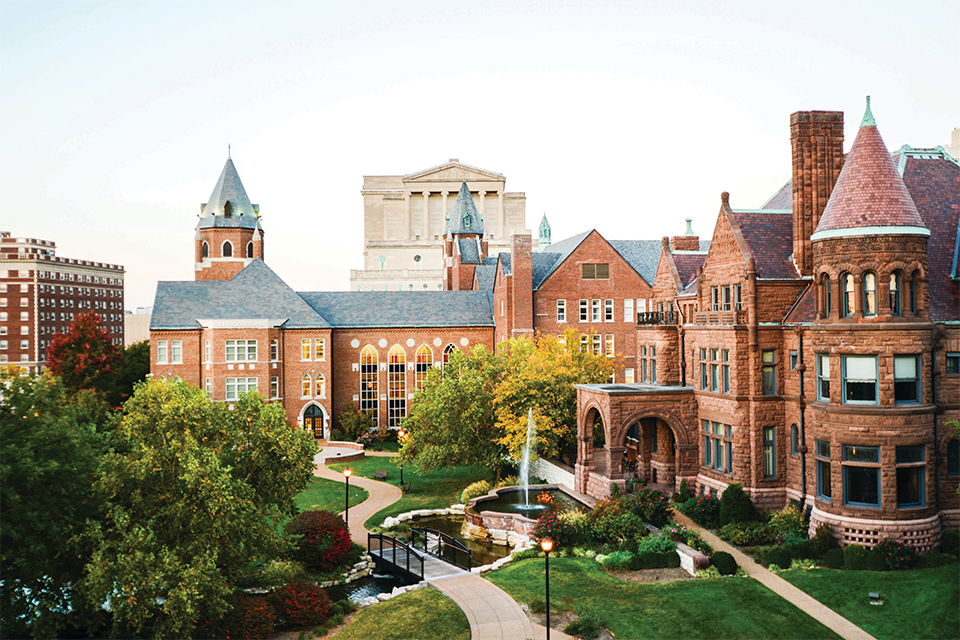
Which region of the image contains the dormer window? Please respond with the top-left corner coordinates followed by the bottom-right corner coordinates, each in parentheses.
top-left (224, 201), bottom-right (233, 217)
top-left (463, 215), bottom-right (471, 229)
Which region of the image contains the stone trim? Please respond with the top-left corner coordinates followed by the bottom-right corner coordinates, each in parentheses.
top-left (809, 506), bottom-right (942, 552)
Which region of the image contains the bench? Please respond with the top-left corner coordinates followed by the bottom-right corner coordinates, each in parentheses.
top-left (401, 482), bottom-right (412, 493)
top-left (374, 470), bottom-right (389, 480)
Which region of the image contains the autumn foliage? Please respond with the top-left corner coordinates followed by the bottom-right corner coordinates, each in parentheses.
top-left (270, 581), bottom-right (331, 629)
top-left (45, 312), bottom-right (120, 394)
top-left (285, 510), bottom-right (352, 573)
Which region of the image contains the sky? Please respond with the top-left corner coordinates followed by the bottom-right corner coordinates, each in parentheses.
top-left (1, 0), bottom-right (957, 310)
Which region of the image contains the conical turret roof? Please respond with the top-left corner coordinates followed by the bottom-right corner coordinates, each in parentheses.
top-left (812, 98), bottom-right (927, 241)
top-left (446, 182), bottom-right (484, 236)
top-left (199, 157), bottom-right (261, 230)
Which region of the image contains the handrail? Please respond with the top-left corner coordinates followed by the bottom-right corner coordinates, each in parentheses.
top-left (367, 532), bottom-right (425, 580)
top-left (410, 527), bottom-right (472, 571)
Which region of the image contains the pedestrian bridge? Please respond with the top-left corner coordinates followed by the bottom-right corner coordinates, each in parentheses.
top-left (368, 530), bottom-right (471, 582)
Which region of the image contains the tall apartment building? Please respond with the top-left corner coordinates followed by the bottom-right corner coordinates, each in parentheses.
top-left (0, 232), bottom-right (125, 371)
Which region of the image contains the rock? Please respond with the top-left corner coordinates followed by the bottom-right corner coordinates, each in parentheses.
top-left (377, 592), bottom-right (392, 602)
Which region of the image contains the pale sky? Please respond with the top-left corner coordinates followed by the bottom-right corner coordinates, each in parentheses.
top-left (2, 0), bottom-right (957, 309)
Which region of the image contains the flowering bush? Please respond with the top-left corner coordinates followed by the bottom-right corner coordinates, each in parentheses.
top-left (624, 488), bottom-right (671, 527)
top-left (201, 594), bottom-right (276, 640)
top-left (874, 539), bottom-right (916, 570)
top-left (664, 521), bottom-right (688, 542)
top-left (285, 510), bottom-right (352, 573)
top-left (533, 509), bottom-right (578, 547)
top-left (680, 496), bottom-right (721, 528)
top-left (770, 503), bottom-right (807, 542)
top-left (270, 581), bottom-right (331, 628)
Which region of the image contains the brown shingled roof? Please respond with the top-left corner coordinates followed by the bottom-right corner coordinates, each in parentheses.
top-left (814, 122), bottom-right (925, 235)
top-left (731, 211), bottom-right (800, 279)
top-left (672, 253), bottom-right (707, 288)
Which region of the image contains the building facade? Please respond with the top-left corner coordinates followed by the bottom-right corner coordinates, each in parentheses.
top-left (1, 232), bottom-right (125, 371)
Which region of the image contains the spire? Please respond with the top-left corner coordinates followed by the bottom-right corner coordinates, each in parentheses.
top-left (859, 95), bottom-right (876, 128)
top-left (446, 181), bottom-right (483, 236)
top-left (812, 101), bottom-right (927, 241)
top-left (538, 213), bottom-right (551, 249)
top-left (199, 157), bottom-right (261, 230)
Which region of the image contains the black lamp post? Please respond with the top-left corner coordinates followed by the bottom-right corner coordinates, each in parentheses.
top-left (343, 468), bottom-right (352, 528)
top-left (398, 429), bottom-right (406, 484)
top-left (541, 538), bottom-right (554, 639)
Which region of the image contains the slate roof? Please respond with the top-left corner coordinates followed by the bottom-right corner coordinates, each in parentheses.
top-left (152, 259), bottom-right (328, 330)
top-left (672, 252), bottom-right (708, 288)
top-left (783, 284), bottom-right (816, 323)
top-left (731, 210), bottom-right (799, 279)
top-left (761, 180), bottom-right (793, 210)
top-left (299, 291), bottom-right (494, 328)
top-left (457, 238), bottom-right (481, 264)
top-left (814, 108), bottom-right (926, 238)
top-left (609, 240), bottom-right (668, 286)
top-left (199, 158), bottom-right (262, 230)
top-left (446, 182), bottom-right (484, 236)
top-left (474, 264), bottom-right (497, 293)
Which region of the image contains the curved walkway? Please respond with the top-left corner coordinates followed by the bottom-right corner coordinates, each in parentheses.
top-left (313, 451), bottom-right (401, 547)
top-left (671, 510), bottom-right (877, 640)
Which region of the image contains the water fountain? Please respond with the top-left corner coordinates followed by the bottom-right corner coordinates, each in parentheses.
top-left (514, 408), bottom-right (546, 513)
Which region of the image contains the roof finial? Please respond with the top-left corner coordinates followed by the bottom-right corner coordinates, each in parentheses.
top-left (860, 95), bottom-right (876, 128)
top-left (228, 143), bottom-right (231, 159)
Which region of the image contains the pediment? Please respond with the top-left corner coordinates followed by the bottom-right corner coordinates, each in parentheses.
top-left (404, 161), bottom-right (504, 184)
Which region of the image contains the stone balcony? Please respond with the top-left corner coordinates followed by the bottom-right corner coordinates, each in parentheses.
top-left (693, 310), bottom-right (746, 325)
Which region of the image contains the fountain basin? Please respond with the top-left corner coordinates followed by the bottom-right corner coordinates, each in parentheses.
top-left (465, 485), bottom-right (594, 539)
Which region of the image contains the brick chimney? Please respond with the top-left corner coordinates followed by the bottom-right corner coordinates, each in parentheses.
top-left (670, 218), bottom-right (700, 251)
top-left (510, 232), bottom-right (534, 337)
top-left (790, 110), bottom-right (844, 277)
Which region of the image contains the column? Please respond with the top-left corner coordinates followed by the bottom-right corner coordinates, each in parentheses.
top-left (422, 191), bottom-right (430, 240)
top-left (441, 191), bottom-right (449, 236)
top-left (404, 193), bottom-right (411, 240)
top-left (478, 190), bottom-right (486, 232)
top-left (497, 191), bottom-right (505, 240)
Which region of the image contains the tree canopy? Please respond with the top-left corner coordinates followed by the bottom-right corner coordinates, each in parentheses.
top-left (45, 312), bottom-right (121, 396)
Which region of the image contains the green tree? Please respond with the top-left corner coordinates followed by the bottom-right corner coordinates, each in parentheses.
top-left (109, 340), bottom-right (151, 406)
top-left (0, 370), bottom-right (112, 639)
top-left (78, 378), bottom-right (317, 639)
top-left (45, 312), bottom-right (121, 396)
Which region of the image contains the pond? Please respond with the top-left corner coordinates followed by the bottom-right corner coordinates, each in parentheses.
top-left (324, 572), bottom-right (412, 604)
top-left (473, 488), bottom-right (590, 516)
top-left (411, 515), bottom-right (512, 568)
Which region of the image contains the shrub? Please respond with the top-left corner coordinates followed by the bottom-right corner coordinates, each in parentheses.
top-left (564, 610), bottom-right (603, 639)
top-left (636, 550), bottom-right (681, 569)
top-left (941, 529), bottom-right (959, 558)
top-left (625, 488), bottom-right (672, 527)
top-left (270, 582), bottom-right (331, 629)
top-left (718, 522), bottom-right (777, 546)
top-left (843, 544), bottom-right (869, 571)
top-left (672, 478), bottom-right (692, 504)
top-left (820, 548), bottom-right (845, 569)
top-left (590, 512), bottom-right (646, 546)
top-left (460, 480), bottom-right (492, 503)
top-left (915, 552), bottom-right (958, 569)
top-left (204, 593), bottom-right (276, 640)
top-left (770, 503), bottom-right (807, 542)
top-left (680, 496), bottom-right (720, 528)
top-left (257, 560), bottom-right (309, 588)
top-left (534, 509), bottom-right (577, 547)
top-left (558, 510), bottom-right (591, 546)
top-left (610, 482), bottom-right (622, 498)
top-left (512, 548), bottom-right (541, 561)
top-left (636, 535), bottom-right (676, 554)
top-left (783, 539), bottom-right (817, 560)
top-left (764, 547), bottom-right (792, 570)
top-left (664, 521), bottom-right (689, 542)
top-left (529, 598), bottom-right (547, 614)
top-left (865, 547), bottom-right (889, 572)
top-left (719, 484), bottom-right (759, 526)
top-left (336, 405), bottom-right (376, 442)
top-left (285, 510), bottom-right (352, 573)
top-left (685, 531), bottom-right (713, 555)
top-left (874, 539), bottom-right (916, 570)
top-left (711, 551), bottom-right (738, 575)
top-left (811, 523), bottom-right (839, 557)
top-left (601, 551), bottom-right (636, 571)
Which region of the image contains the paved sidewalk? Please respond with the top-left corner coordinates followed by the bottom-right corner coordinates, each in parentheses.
top-left (671, 510), bottom-right (877, 640)
top-left (313, 460), bottom-right (401, 547)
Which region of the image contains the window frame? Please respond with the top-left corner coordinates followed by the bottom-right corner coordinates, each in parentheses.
top-left (604, 299), bottom-right (614, 322)
top-left (171, 340), bottom-right (182, 364)
top-left (360, 345), bottom-right (379, 425)
top-left (946, 352), bottom-right (960, 375)
top-left (817, 354), bottom-right (831, 401)
top-left (893, 355), bottom-right (921, 405)
top-left (556, 299), bottom-right (566, 323)
top-left (815, 440), bottom-right (832, 501)
top-left (157, 340), bottom-right (168, 364)
top-left (579, 299), bottom-right (588, 322)
top-left (763, 426), bottom-right (776, 478)
top-left (862, 271), bottom-right (877, 317)
top-left (889, 270), bottom-right (902, 316)
top-left (842, 355), bottom-right (878, 405)
top-left (387, 345), bottom-right (406, 428)
top-left (225, 377), bottom-right (257, 401)
top-left (790, 424), bottom-right (799, 457)
top-left (761, 350), bottom-right (777, 396)
top-left (624, 298), bottom-right (633, 323)
top-left (841, 444), bottom-right (881, 508)
top-left (895, 445), bottom-right (925, 508)
top-left (841, 272), bottom-right (855, 317)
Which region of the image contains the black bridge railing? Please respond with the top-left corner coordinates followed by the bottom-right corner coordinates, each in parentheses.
top-left (637, 310), bottom-right (677, 325)
top-left (367, 533), bottom-right (425, 580)
top-left (410, 527), bottom-right (472, 571)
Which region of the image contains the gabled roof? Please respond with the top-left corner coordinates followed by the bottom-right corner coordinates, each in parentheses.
top-left (609, 240), bottom-right (670, 286)
top-left (522, 230), bottom-right (590, 289)
top-left (730, 210), bottom-right (799, 279)
top-left (403, 159), bottom-right (504, 182)
top-left (447, 182), bottom-right (484, 236)
top-left (474, 264), bottom-right (497, 293)
top-left (761, 180), bottom-right (793, 210)
top-left (813, 100), bottom-right (927, 240)
top-left (783, 283), bottom-right (815, 323)
top-left (152, 259), bottom-right (328, 330)
top-left (672, 252), bottom-right (708, 288)
top-left (457, 237), bottom-right (482, 264)
top-left (199, 158), bottom-right (262, 230)
top-left (299, 291), bottom-right (494, 328)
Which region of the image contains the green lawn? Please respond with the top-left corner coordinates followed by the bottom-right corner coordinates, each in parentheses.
top-left (328, 587), bottom-right (469, 640)
top-left (294, 476), bottom-right (369, 514)
top-left (326, 456), bottom-right (490, 529)
top-left (488, 557), bottom-right (841, 640)
top-left (780, 565), bottom-right (960, 640)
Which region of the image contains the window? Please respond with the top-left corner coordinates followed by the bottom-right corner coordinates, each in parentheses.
top-left (604, 299), bottom-right (614, 322)
top-left (222, 241), bottom-right (233, 258)
top-left (816, 440), bottom-right (831, 500)
top-left (733, 284), bottom-right (742, 311)
top-left (301, 339), bottom-right (311, 361)
top-left (624, 298), bottom-right (633, 323)
top-left (157, 340), bottom-right (167, 364)
top-left (270, 339), bottom-right (278, 361)
top-left (20, 326), bottom-right (28, 335)
top-left (317, 373), bottom-right (326, 398)
top-left (591, 333), bottom-right (602, 356)
top-left (270, 376), bottom-right (279, 399)
top-left (763, 427), bottom-right (776, 478)
top-left (225, 339), bottom-right (257, 362)
top-left (909, 271), bottom-right (918, 314)
top-left (556, 299), bottom-right (566, 323)
top-left (711, 287), bottom-right (720, 311)
top-left (301, 374), bottom-right (312, 398)
top-left (947, 353), bottom-right (960, 375)
top-left (388, 345), bottom-right (406, 428)
top-left (226, 377), bottom-right (257, 401)
top-left (948, 441), bottom-right (960, 476)
top-left (20, 312), bottom-right (28, 321)
top-left (637, 298), bottom-right (647, 314)
top-left (246, 242), bottom-right (253, 258)
top-left (720, 350), bottom-right (728, 393)
top-left (896, 445), bottom-right (925, 507)
top-left (604, 334), bottom-right (614, 357)
top-left (591, 299), bottom-right (601, 322)
top-left (580, 334), bottom-right (589, 353)
top-left (762, 350), bottom-right (777, 395)
top-left (360, 345), bottom-right (378, 425)
top-left (710, 349), bottom-right (718, 392)
top-left (842, 355), bottom-right (877, 404)
top-left (0, 340), bottom-right (6, 349)
top-left (791, 424), bottom-right (799, 456)
top-left (0, 298), bottom-right (5, 307)
top-left (889, 271), bottom-right (902, 316)
top-left (817, 354), bottom-right (830, 401)
top-left (20, 298), bottom-right (28, 307)
top-left (315, 338), bottom-right (325, 361)
top-left (702, 420), bottom-right (733, 473)
top-left (862, 272), bottom-right (877, 316)
top-left (415, 344), bottom-right (432, 390)
top-left (894, 355), bottom-right (920, 404)
top-left (624, 368), bottom-right (634, 383)
top-left (205, 378), bottom-right (212, 396)
top-left (0, 312), bottom-right (5, 321)
top-left (442, 344), bottom-right (457, 368)
top-left (649, 345), bottom-right (657, 383)
top-left (171, 340), bottom-right (182, 364)
top-left (842, 445), bottom-right (880, 507)
top-left (789, 350), bottom-right (798, 370)
top-left (202, 242), bottom-right (209, 259)
top-left (841, 273), bottom-right (855, 317)
top-left (204, 339), bottom-right (211, 363)
top-left (581, 263), bottom-right (609, 279)
top-left (579, 299), bottom-right (588, 322)
top-left (699, 348), bottom-right (708, 390)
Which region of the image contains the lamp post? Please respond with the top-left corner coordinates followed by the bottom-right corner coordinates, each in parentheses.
top-left (397, 429), bottom-right (406, 484)
top-left (541, 538), bottom-right (553, 639)
top-left (343, 468), bottom-right (352, 528)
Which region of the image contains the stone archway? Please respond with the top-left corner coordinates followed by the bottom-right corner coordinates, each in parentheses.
top-left (621, 416), bottom-right (678, 489)
top-left (300, 403), bottom-right (328, 439)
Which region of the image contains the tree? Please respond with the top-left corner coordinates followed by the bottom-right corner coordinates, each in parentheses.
top-left (109, 340), bottom-right (151, 406)
top-left (46, 312), bottom-right (121, 396)
top-left (0, 370), bottom-right (112, 639)
top-left (78, 378), bottom-right (317, 639)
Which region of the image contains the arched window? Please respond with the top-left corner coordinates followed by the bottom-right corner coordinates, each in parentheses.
top-left (224, 201), bottom-right (233, 217)
top-left (889, 271), bottom-right (902, 316)
top-left (415, 344), bottom-right (433, 390)
top-left (222, 241), bottom-right (233, 258)
top-left (791, 423), bottom-right (799, 456)
top-left (388, 345), bottom-right (406, 427)
top-left (360, 345), bottom-right (378, 425)
top-left (316, 373), bottom-right (326, 398)
top-left (303, 404), bottom-right (323, 439)
top-left (202, 241), bottom-right (209, 259)
top-left (301, 374), bottom-right (311, 398)
top-left (246, 242), bottom-right (254, 258)
top-left (841, 273), bottom-right (855, 317)
top-left (821, 273), bottom-right (832, 317)
top-left (443, 344), bottom-right (458, 368)
top-left (863, 272), bottom-right (877, 317)
top-left (910, 271), bottom-right (919, 314)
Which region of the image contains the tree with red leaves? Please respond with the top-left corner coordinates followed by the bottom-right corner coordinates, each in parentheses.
top-left (46, 312), bottom-right (121, 394)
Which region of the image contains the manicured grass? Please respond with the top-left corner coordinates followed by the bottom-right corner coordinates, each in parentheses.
top-left (328, 587), bottom-right (469, 640)
top-left (294, 476), bottom-right (369, 514)
top-left (780, 565), bottom-right (960, 640)
top-left (327, 456), bottom-right (490, 528)
top-left (488, 557), bottom-right (841, 640)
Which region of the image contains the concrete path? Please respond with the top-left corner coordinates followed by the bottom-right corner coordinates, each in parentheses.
top-left (313, 455), bottom-right (402, 547)
top-left (671, 510), bottom-right (877, 640)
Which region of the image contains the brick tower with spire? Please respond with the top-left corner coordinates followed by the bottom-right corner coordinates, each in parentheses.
top-left (443, 181), bottom-right (488, 290)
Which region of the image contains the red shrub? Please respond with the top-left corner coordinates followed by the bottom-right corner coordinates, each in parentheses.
top-left (199, 594), bottom-right (276, 640)
top-left (270, 581), bottom-right (331, 629)
top-left (285, 509), bottom-right (352, 572)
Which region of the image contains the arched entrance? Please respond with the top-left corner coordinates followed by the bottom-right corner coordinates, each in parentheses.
top-left (301, 403), bottom-right (328, 439)
top-left (623, 417), bottom-right (676, 488)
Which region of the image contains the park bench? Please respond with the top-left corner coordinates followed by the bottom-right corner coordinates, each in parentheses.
top-left (401, 482), bottom-right (412, 493)
top-left (374, 470), bottom-right (389, 480)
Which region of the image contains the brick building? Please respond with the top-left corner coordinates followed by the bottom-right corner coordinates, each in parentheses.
top-left (574, 100), bottom-right (960, 550)
top-left (1, 232), bottom-right (125, 371)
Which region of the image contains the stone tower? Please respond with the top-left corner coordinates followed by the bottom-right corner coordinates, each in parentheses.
top-left (195, 157), bottom-right (264, 281)
top-left (442, 181), bottom-right (488, 290)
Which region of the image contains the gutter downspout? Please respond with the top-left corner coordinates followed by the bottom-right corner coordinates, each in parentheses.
top-left (932, 326), bottom-right (941, 512)
top-left (797, 327), bottom-right (807, 504)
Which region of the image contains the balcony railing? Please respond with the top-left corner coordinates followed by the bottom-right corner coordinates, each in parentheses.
top-left (637, 310), bottom-right (677, 326)
top-left (693, 310), bottom-right (746, 325)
